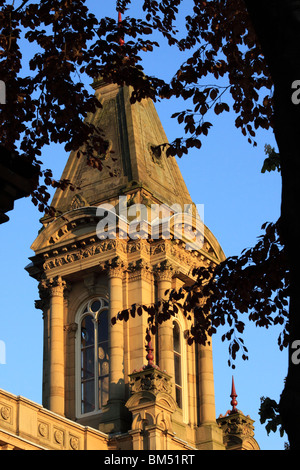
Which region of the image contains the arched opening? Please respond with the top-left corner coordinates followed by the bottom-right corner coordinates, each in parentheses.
top-left (78, 298), bottom-right (109, 417)
top-left (173, 321), bottom-right (182, 409)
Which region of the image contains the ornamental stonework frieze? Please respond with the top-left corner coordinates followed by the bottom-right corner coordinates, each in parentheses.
top-left (42, 238), bottom-right (119, 271)
top-left (149, 238), bottom-right (208, 272)
top-left (127, 239), bottom-right (151, 255)
top-left (150, 239), bottom-right (169, 256)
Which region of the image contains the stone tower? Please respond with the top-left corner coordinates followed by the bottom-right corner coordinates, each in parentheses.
top-left (26, 78), bottom-right (229, 450)
top-left (217, 377), bottom-right (260, 450)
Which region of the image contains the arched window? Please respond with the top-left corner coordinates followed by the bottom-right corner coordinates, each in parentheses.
top-left (173, 321), bottom-right (182, 408)
top-left (79, 298), bottom-right (109, 416)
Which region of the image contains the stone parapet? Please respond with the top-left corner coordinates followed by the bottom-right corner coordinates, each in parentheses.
top-left (0, 388), bottom-right (109, 450)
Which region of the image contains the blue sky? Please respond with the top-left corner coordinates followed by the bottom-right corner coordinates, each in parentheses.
top-left (0, 1), bottom-right (287, 450)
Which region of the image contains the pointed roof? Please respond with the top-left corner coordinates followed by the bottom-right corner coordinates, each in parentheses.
top-left (49, 81), bottom-right (194, 218)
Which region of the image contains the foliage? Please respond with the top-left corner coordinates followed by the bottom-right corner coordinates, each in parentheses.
top-left (113, 219), bottom-right (289, 368)
top-left (259, 396), bottom-right (285, 438)
top-left (261, 144), bottom-right (280, 174)
top-left (0, 0), bottom-right (273, 214)
top-left (2, 0), bottom-right (294, 445)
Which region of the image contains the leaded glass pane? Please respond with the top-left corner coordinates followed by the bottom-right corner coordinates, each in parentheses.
top-left (81, 380), bottom-right (95, 414)
top-left (175, 386), bottom-right (182, 409)
top-left (173, 322), bottom-right (180, 353)
top-left (81, 315), bottom-right (94, 347)
top-left (81, 314), bottom-right (95, 413)
top-left (98, 309), bottom-right (108, 343)
top-left (79, 302), bottom-right (110, 416)
top-left (81, 345), bottom-right (94, 380)
top-left (90, 299), bottom-right (101, 313)
top-left (174, 354), bottom-right (181, 385)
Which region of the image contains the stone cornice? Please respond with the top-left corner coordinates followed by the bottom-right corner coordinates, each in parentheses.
top-left (29, 234), bottom-right (219, 288)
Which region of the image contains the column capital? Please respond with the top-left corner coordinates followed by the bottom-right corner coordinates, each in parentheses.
top-left (154, 261), bottom-right (174, 282)
top-left (104, 257), bottom-right (126, 279)
top-left (39, 276), bottom-right (67, 297)
top-left (127, 259), bottom-right (153, 282)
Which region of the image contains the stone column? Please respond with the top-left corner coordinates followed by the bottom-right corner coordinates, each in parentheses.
top-left (48, 276), bottom-right (66, 416)
top-left (107, 260), bottom-right (125, 403)
top-left (127, 259), bottom-right (153, 371)
top-left (198, 341), bottom-right (216, 424)
top-left (156, 264), bottom-right (175, 387)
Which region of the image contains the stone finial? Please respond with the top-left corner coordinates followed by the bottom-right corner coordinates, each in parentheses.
top-left (216, 376), bottom-right (260, 450)
top-left (146, 339), bottom-right (154, 368)
top-left (230, 376), bottom-right (238, 414)
top-left (118, 11), bottom-right (125, 46)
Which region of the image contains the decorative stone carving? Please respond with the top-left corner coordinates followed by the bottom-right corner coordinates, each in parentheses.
top-left (69, 436), bottom-right (79, 450)
top-left (217, 412), bottom-right (255, 439)
top-left (105, 256), bottom-right (125, 279)
top-left (0, 406), bottom-right (11, 421)
top-left (148, 142), bottom-right (164, 167)
top-left (54, 429), bottom-right (64, 445)
top-left (127, 259), bottom-right (153, 282)
top-left (38, 422), bottom-right (49, 438)
top-left (43, 239), bottom-right (118, 271)
top-left (129, 367), bottom-right (173, 396)
top-left (64, 322), bottom-right (78, 335)
top-left (70, 194), bottom-right (89, 210)
top-left (39, 276), bottom-right (66, 298)
top-left (154, 260), bottom-right (174, 282)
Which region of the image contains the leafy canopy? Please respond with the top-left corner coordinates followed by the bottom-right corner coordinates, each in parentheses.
top-left (1, 0), bottom-right (273, 214)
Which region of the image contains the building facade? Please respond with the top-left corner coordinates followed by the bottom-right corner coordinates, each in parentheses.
top-left (0, 79), bottom-right (259, 450)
